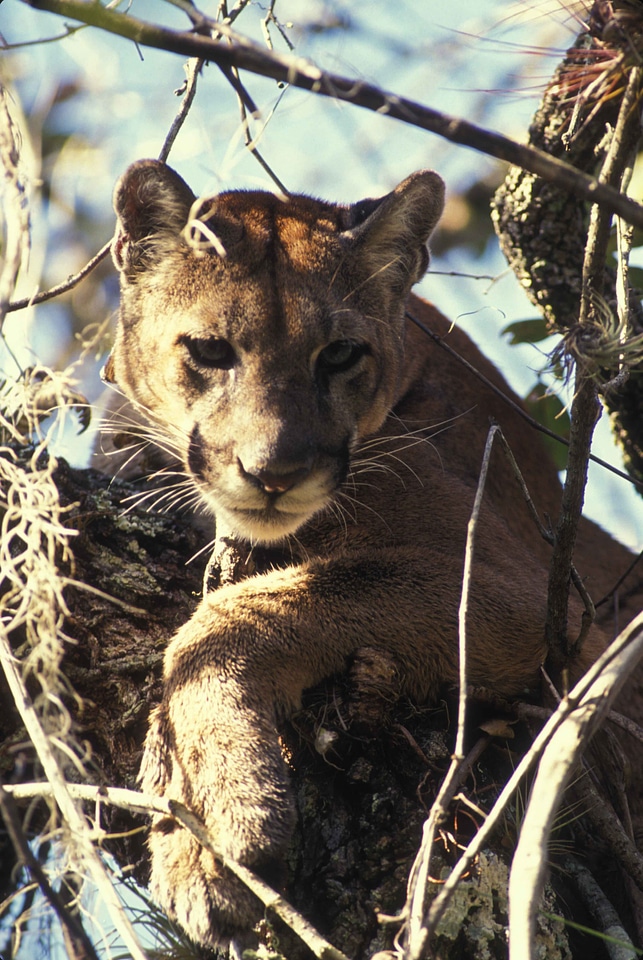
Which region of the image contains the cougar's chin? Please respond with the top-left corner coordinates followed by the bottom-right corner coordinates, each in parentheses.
top-left (213, 503), bottom-right (322, 544)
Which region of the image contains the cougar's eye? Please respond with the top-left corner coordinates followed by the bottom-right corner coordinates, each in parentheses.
top-left (182, 336), bottom-right (237, 370)
top-left (317, 340), bottom-right (366, 374)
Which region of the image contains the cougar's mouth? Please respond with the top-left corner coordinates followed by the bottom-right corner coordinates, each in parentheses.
top-left (191, 472), bottom-right (336, 543)
top-left (186, 426), bottom-right (351, 543)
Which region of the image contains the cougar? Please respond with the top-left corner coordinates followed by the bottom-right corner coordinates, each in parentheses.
top-left (101, 159), bottom-right (642, 949)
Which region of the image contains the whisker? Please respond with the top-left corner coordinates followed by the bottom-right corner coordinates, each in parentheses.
top-left (120, 479), bottom-right (196, 514)
top-left (99, 424), bottom-right (185, 464)
top-left (288, 535), bottom-right (311, 565)
top-left (186, 537), bottom-right (217, 566)
top-left (337, 490), bottom-right (391, 533)
top-left (325, 498), bottom-right (351, 538)
top-left (155, 487), bottom-right (202, 512)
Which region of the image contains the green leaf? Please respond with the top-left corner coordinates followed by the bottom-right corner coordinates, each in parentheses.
top-left (523, 383), bottom-right (570, 471)
top-left (502, 318), bottom-right (550, 344)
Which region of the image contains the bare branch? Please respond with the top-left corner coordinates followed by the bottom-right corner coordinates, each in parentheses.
top-left (404, 424), bottom-right (499, 960)
top-left (6, 52), bottom-right (206, 314)
top-left (578, 65), bottom-right (642, 329)
top-left (545, 374), bottom-right (600, 660)
top-left (4, 781), bottom-right (350, 960)
top-left (0, 627), bottom-right (149, 960)
top-left (564, 857), bottom-right (638, 960)
top-left (570, 768), bottom-right (643, 887)
top-left (422, 612), bottom-right (643, 942)
top-left (546, 64), bottom-right (642, 662)
top-left (158, 57), bottom-right (204, 164)
top-left (0, 780), bottom-right (100, 960)
top-left (6, 240), bottom-right (112, 314)
top-left (0, 83), bottom-right (30, 328)
top-left (508, 620), bottom-right (643, 959)
top-left (18, 0), bottom-right (643, 231)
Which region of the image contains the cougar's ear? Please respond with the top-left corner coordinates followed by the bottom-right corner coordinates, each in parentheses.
top-left (101, 353), bottom-right (116, 384)
top-left (112, 159), bottom-right (196, 276)
top-left (343, 170), bottom-right (445, 292)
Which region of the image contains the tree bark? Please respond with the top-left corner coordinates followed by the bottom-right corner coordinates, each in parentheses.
top-left (492, 8), bottom-right (643, 485)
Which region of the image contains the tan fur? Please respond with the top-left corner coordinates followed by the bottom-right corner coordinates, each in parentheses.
top-left (104, 160), bottom-right (642, 948)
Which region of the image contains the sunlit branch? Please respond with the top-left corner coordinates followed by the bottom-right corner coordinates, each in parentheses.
top-left (0, 781), bottom-right (100, 960)
top-left (19, 0), bottom-right (643, 231)
top-left (4, 781), bottom-right (350, 960)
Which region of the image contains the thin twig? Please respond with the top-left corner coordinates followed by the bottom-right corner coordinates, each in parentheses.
top-left (404, 424), bottom-right (499, 960)
top-left (58, 577), bottom-right (148, 616)
top-left (168, 802), bottom-right (350, 960)
top-left (5, 240), bottom-right (112, 313)
top-left (410, 316), bottom-right (636, 629)
top-left (4, 781), bottom-right (350, 960)
top-left (158, 57), bottom-right (204, 163)
top-left (606, 709), bottom-right (643, 744)
top-left (546, 65), bottom-right (642, 663)
top-left (7, 50), bottom-right (205, 314)
top-left (405, 310), bottom-right (643, 494)
top-left (224, 52), bottom-right (290, 194)
top-left (261, 0), bottom-right (294, 52)
top-left (579, 66), bottom-right (642, 328)
top-left (216, 0), bottom-right (290, 190)
top-left (494, 424), bottom-right (598, 625)
top-left (570, 765), bottom-right (643, 886)
top-left (545, 373), bottom-right (600, 660)
top-left (0, 83), bottom-right (31, 329)
top-left (0, 780), bottom-right (101, 960)
top-left (422, 612), bottom-right (643, 942)
top-left (494, 426), bottom-right (554, 542)
top-left (18, 0), bottom-right (643, 230)
top-left (457, 424), bottom-right (501, 760)
top-left (0, 631), bottom-right (150, 960)
top-left (564, 857), bottom-right (638, 960)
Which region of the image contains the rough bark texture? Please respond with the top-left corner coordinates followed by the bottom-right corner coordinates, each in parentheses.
top-left (2, 453), bottom-right (638, 959)
top-left (492, 10), bottom-right (643, 485)
top-left (0, 456), bottom-right (204, 909)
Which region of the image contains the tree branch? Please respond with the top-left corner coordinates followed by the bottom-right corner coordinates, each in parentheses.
top-left (0, 83), bottom-right (30, 328)
top-left (0, 780), bottom-right (101, 960)
top-left (545, 374), bottom-right (600, 661)
top-left (18, 0), bottom-right (643, 230)
top-left (423, 612), bottom-right (643, 941)
top-left (0, 632), bottom-right (151, 960)
top-left (508, 620), bottom-right (643, 959)
top-left (4, 781), bottom-right (350, 960)
top-left (546, 62), bottom-right (642, 662)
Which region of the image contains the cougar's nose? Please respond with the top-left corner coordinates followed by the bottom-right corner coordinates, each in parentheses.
top-left (238, 458), bottom-right (313, 494)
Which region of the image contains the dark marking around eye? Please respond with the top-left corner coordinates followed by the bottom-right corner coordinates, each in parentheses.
top-left (317, 340), bottom-right (368, 375)
top-left (181, 336), bottom-right (237, 370)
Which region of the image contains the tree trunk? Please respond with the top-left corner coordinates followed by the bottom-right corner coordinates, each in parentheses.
top-left (492, 6), bottom-right (643, 485)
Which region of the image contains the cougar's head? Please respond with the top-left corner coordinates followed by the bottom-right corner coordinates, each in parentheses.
top-left (106, 160), bottom-right (444, 544)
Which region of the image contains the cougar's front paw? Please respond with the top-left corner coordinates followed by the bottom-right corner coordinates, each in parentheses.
top-left (146, 815), bottom-right (263, 946)
top-left (140, 678), bottom-right (296, 946)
